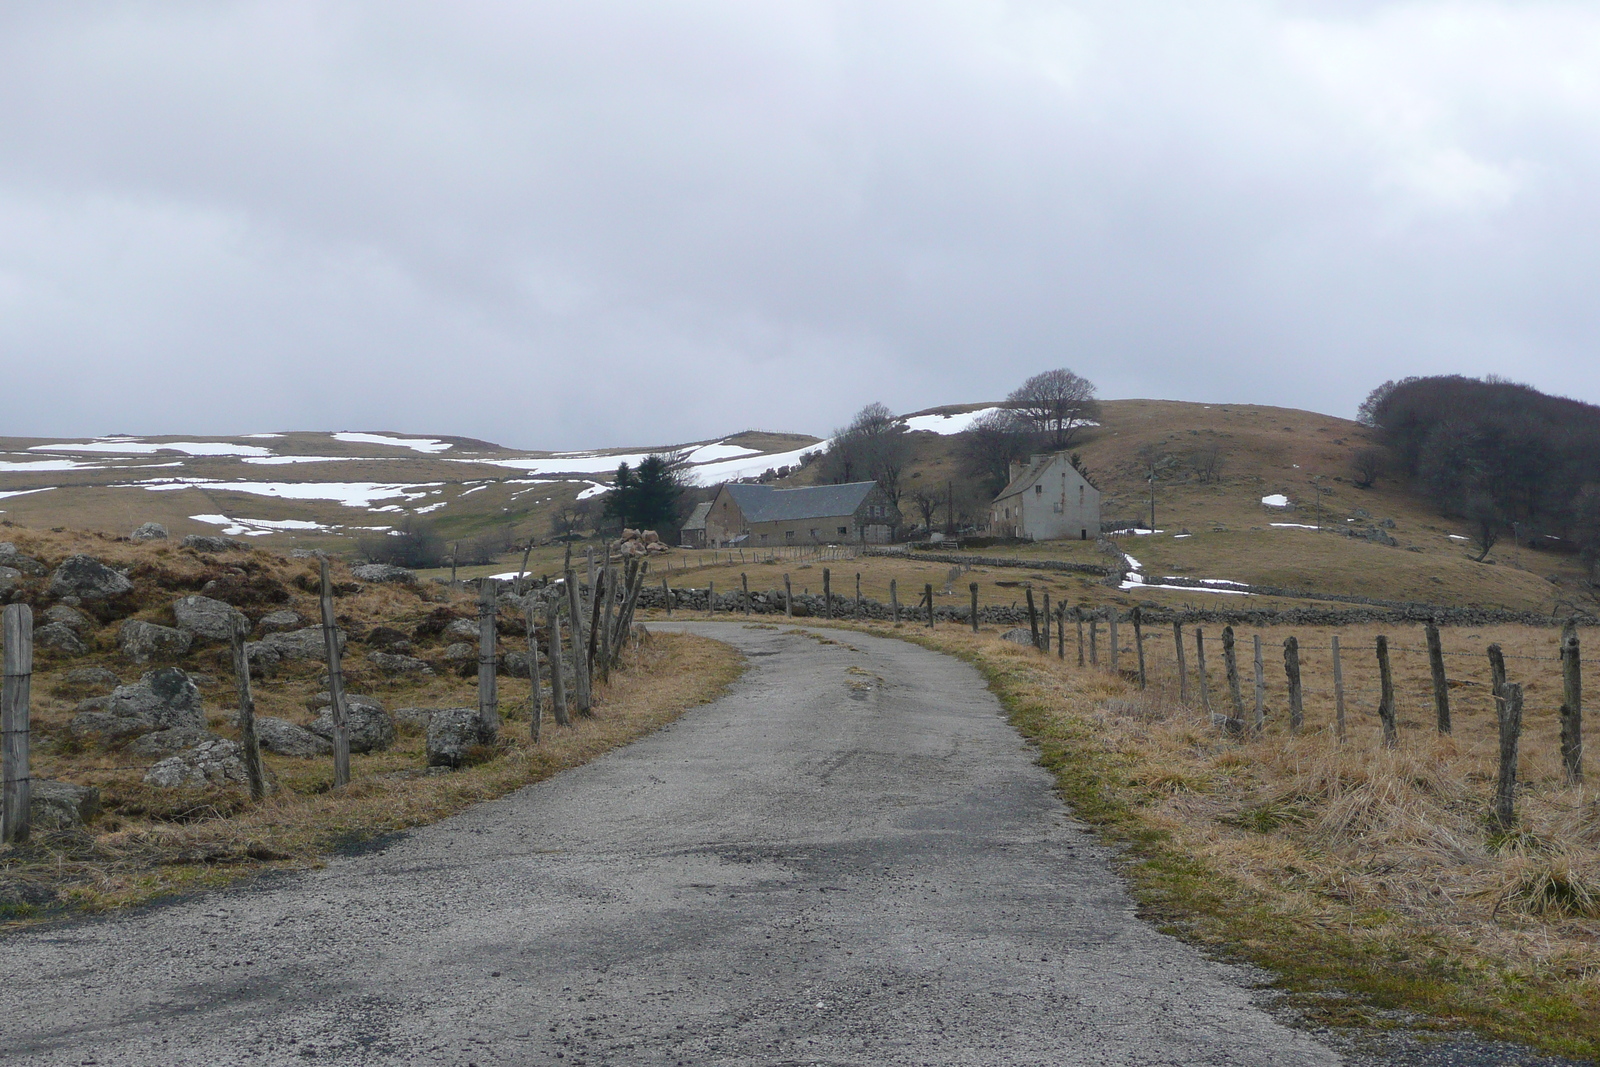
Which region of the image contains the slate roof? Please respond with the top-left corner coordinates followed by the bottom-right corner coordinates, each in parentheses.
top-left (994, 453), bottom-right (1076, 503)
top-left (724, 481), bottom-right (880, 523)
top-left (681, 501), bottom-right (713, 531)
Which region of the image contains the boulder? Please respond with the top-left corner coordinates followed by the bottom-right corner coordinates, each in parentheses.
top-left (306, 702), bottom-right (395, 753)
top-left (64, 666), bottom-right (120, 690)
top-left (253, 716), bottom-right (332, 758)
top-left (426, 707), bottom-right (495, 768)
top-left (118, 619), bottom-right (193, 662)
top-left (69, 667), bottom-right (204, 742)
top-left (256, 610), bottom-right (303, 633)
top-left (1000, 628), bottom-right (1037, 646)
top-left (143, 739), bottom-right (250, 788)
top-left (42, 604), bottom-right (92, 632)
top-left (350, 563), bottom-right (416, 584)
top-left (443, 641), bottom-right (475, 662)
top-left (442, 618), bottom-right (480, 642)
top-left (288, 548), bottom-right (324, 559)
top-left (501, 650), bottom-right (535, 678)
top-left (3, 554), bottom-right (45, 577)
top-left (365, 625), bottom-right (411, 649)
top-left (49, 555), bottom-right (134, 599)
top-left (130, 522), bottom-right (169, 541)
top-left (29, 780), bottom-right (101, 831)
top-left (172, 595), bottom-right (249, 642)
top-left (0, 566), bottom-right (21, 594)
top-left (127, 727), bottom-right (220, 759)
top-left (369, 651), bottom-right (431, 674)
top-left (181, 535), bottom-right (242, 552)
top-left (246, 626), bottom-right (344, 666)
top-left (33, 622), bottom-right (85, 655)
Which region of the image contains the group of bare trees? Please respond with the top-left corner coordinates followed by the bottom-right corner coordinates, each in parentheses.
top-left (957, 369), bottom-right (1101, 495)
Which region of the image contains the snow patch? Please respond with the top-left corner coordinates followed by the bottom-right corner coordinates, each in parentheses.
top-left (576, 481), bottom-right (610, 500)
top-left (332, 432), bottom-right (452, 453)
top-left (0, 487), bottom-right (55, 500)
top-left (29, 441), bottom-right (273, 457)
top-left (1261, 494), bottom-right (1290, 508)
top-left (134, 480), bottom-right (440, 507)
top-left (191, 514), bottom-right (331, 536)
top-left (1270, 523), bottom-right (1321, 530)
top-left (0, 458), bottom-right (103, 472)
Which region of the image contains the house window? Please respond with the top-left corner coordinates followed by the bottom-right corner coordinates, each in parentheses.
top-left (785, 530), bottom-right (795, 544)
top-left (760, 533), bottom-right (768, 543)
top-left (1079, 485), bottom-right (1085, 506)
top-left (809, 528), bottom-right (818, 537)
top-left (1035, 484), bottom-right (1043, 495)
top-left (838, 526), bottom-right (848, 536)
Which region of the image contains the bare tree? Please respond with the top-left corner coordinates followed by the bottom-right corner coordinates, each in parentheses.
top-left (1351, 446), bottom-right (1386, 490)
top-left (910, 487), bottom-right (941, 530)
top-left (1006, 369), bottom-right (1100, 449)
top-left (1466, 495), bottom-right (1501, 562)
top-left (959, 408), bottom-right (1033, 496)
top-left (1189, 441), bottom-right (1223, 484)
top-left (819, 402), bottom-right (909, 505)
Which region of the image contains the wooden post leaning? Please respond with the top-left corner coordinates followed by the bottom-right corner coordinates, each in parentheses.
top-left (969, 582), bottom-right (979, 633)
top-left (564, 567), bottom-right (593, 718)
top-left (1494, 682), bottom-right (1524, 831)
top-left (599, 558), bottom-right (616, 682)
top-left (1222, 625), bottom-right (1245, 727)
top-left (478, 577), bottom-right (501, 738)
top-left (318, 558), bottom-right (352, 788)
top-left (1252, 633), bottom-right (1266, 734)
top-left (1283, 635), bottom-right (1303, 736)
top-left (1376, 635), bottom-right (1397, 749)
top-left (1131, 606), bottom-right (1146, 689)
top-left (1194, 627), bottom-right (1212, 718)
top-left (1488, 642), bottom-right (1508, 703)
top-left (1560, 619), bottom-right (1583, 784)
top-left (1, 604), bottom-right (33, 843)
top-left (925, 583), bottom-right (935, 628)
top-left (526, 604), bottom-right (543, 743)
top-left (890, 579), bottom-right (900, 625)
top-left (1425, 619), bottom-right (1451, 735)
top-left (1331, 634), bottom-right (1346, 744)
top-left (545, 599), bottom-right (570, 727)
top-left (1025, 586), bottom-right (1040, 650)
top-left (1173, 619), bottom-right (1188, 703)
top-left (228, 618), bottom-right (267, 801)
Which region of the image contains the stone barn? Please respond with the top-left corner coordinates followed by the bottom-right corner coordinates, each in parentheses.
top-left (704, 482), bottom-right (899, 547)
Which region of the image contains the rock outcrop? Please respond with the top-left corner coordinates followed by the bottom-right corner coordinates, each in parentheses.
top-left (117, 619), bottom-right (193, 662)
top-left (49, 556), bottom-right (133, 599)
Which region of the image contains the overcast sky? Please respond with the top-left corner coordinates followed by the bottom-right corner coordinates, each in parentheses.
top-left (3, 2), bottom-right (1599, 449)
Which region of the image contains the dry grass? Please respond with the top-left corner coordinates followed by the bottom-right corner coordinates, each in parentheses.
top-left (804, 616), bottom-right (1600, 1056)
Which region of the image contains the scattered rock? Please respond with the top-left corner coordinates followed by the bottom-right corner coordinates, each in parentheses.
top-left (172, 595), bottom-right (250, 641)
top-left (29, 780), bottom-right (101, 831)
top-left (64, 666), bottom-right (120, 690)
top-left (369, 651), bottom-right (432, 674)
top-left (442, 618), bottom-right (480, 642)
top-left (1000, 628), bottom-right (1037, 646)
top-left (253, 716), bottom-right (332, 758)
top-left (501, 650), bottom-right (535, 678)
top-left (118, 619), bottom-right (194, 662)
top-left (181, 535), bottom-right (243, 552)
top-left (255, 610), bottom-right (302, 633)
top-left (426, 707), bottom-right (494, 768)
top-left (391, 707), bottom-right (437, 731)
top-left (443, 641), bottom-right (475, 662)
top-left (3, 554), bottom-right (45, 577)
top-left (306, 702), bottom-right (396, 753)
top-left (49, 555), bottom-right (134, 599)
top-left (246, 626), bottom-right (344, 666)
top-left (127, 727), bottom-right (220, 759)
top-left (42, 604), bottom-right (92, 631)
top-left (1380, 518), bottom-right (1397, 529)
top-left (351, 563), bottom-right (416, 584)
top-left (33, 622), bottom-right (86, 655)
top-left (307, 692), bottom-right (382, 712)
top-left (288, 548), bottom-right (325, 560)
top-left (70, 668), bottom-right (204, 742)
top-left (0, 566), bottom-right (22, 593)
top-left (130, 522), bottom-right (169, 541)
top-left (143, 739), bottom-right (250, 788)
top-left (365, 625), bottom-right (411, 649)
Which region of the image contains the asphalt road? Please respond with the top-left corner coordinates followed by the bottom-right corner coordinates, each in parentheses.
top-left (0, 622), bottom-right (1351, 1065)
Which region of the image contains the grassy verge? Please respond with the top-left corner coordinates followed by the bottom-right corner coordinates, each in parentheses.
top-left (1, 631), bottom-right (744, 924)
top-left (770, 618), bottom-right (1600, 1059)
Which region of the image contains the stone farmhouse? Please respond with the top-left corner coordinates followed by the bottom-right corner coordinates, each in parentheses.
top-left (679, 501), bottom-right (713, 548)
top-left (989, 453), bottom-right (1101, 541)
top-left (703, 481), bottom-right (900, 547)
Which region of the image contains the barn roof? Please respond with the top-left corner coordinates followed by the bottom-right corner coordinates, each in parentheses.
top-left (681, 501), bottom-right (713, 531)
top-left (724, 481), bottom-right (880, 522)
top-left (994, 453), bottom-right (1085, 503)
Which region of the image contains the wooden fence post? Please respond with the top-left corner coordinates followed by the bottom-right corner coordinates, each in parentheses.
top-left (1132, 606), bottom-right (1146, 689)
top-left (823, 569), bottom-right (831, 619)
top-left (228, 619), bottom-right (267, 801)
top-left (1057, 605), bottom-right (1066, 660)
top-left (742, 572), bottom-right (751, 616)
top-left (1252, 633), bottom-right (1266, 734)
top-left (1494, 682), bottom-right (1524, 832)
top-left (564, 568), bottom-right (592, 718)
top-left (1109, 611), bottom-right (1120, 675)
top-left (784, 574), bottom-right (793, 618)
top-left (969, 582), bottom-right (979, 633)
top-left (526, 604), bottom-right (542, 743)
top-left (1488, 642), bottom-right (1507, 702)
top-left (1089, 615), bottom-right (1098, 666)
top-left (925, 583), bottom-right (934, 628)
top-left (1173, 619), bottom-right (1188, 703)
top-left (546, 600), bottom-right (570, 727)
top-left (1425, 619), bottom-right (1451, 735)
top-left (1561, 619), bottom-right (1583, 784)
top-left (707, 579), bottom-right (715, 616)
top-left (1026, 586), bottom-right (1040, 650)
top-left (588, 567), bottom-right (606, 675)
top-left (599, 559), bottom-right (615, 682)
top-left (2, 604), bottom-right (33, 843)
top-left (1042, 592), bottom-right (1052, 652)
top-left (890, 579), bottom-right (900, 624)
top-left (855, 573), bottom-right (862, 618)
top-left (663, 576), bottom-right (672, 616)
top-left (318, 558), bottom-right (351, 788)
top-left (1331, 634), bottom-right (1346, 744)
top-left (1195, 627), bottom-right (1212, 718)
top-left (1222, 625), bottom-right (1245, 725)
top-left (1376, 635), bottom-right (1397, 748)
top-left (1076, 609), bottom-right (1085, 667)
top-left (478, 578), bottom-right (500, 738)
top-left (1283, 636), bottom-right (1303, 736)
